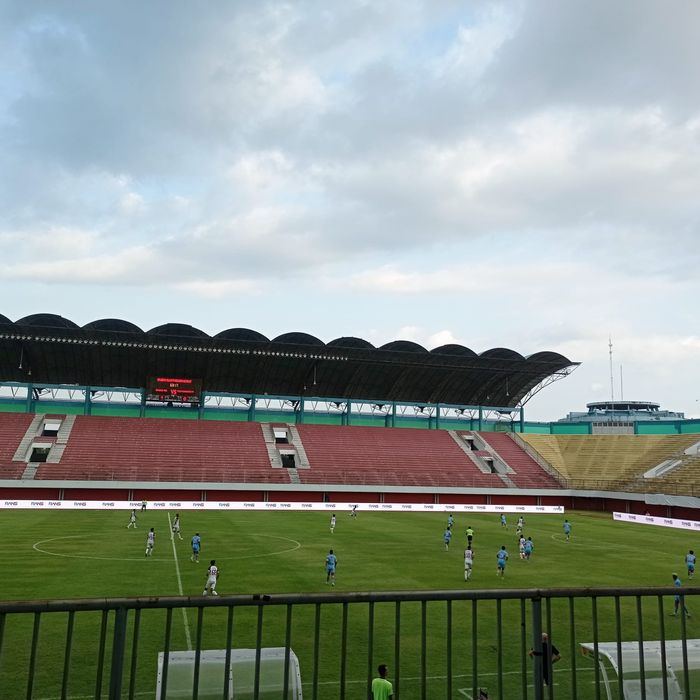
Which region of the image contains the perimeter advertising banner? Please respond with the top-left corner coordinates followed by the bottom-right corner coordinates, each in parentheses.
top-left (0, 500), bottom-right (565, 513)
top-left (613, 511), bottom-right (700, 531)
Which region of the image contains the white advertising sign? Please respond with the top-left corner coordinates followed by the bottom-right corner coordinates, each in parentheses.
top-left (0, 499), bottom-right (564, 513)
top-left (613, 511), bottom-right (700, 531)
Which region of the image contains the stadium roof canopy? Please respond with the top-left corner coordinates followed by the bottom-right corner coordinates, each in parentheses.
top-left (0, 313), bottom-right (578, 407)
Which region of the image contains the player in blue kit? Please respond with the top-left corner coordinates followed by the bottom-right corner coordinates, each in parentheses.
top-left (325, 549), bottom-right (337, 586)
top-left (563, 520), bottom-right (572, 541)
top-left (524, 537), bottom-right (534, 560)
top-left (496, 546), bottom-right (508, 576)
top-left (191, 533), bottom-right (201, 562)
top-left (687, 550), bottom-right (696, 578)
top-left (448, 514), bottom-right (455, 528)
top-left (500, 514), bottom-right (507, 528)
top-left (672, 573), bottom-right (690, 617)
top-left (444, 527), bottom-right (452, 551)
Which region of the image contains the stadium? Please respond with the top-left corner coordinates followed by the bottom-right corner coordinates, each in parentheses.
top-left (0, 313), bottom-right (698, 699)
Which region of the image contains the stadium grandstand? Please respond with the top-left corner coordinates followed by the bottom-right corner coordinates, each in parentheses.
top-left (0, 312), bottom-right (699, 515)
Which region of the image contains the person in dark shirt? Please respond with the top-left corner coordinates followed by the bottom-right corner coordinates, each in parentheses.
top-left (529, 632), bottom-right (560, 686)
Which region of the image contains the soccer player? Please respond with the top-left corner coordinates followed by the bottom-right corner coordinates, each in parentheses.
top-left (444, 526), bottom-right (452, 551)
top-left (464, 546), bottom-right (474, 581)
top-left (371, 663), bottom-right (394, 700)
top-left (203, 560), bottom-right (219, 596)
top-left (172, 513), bottom-right (183, 540)
top-left (351, 504), bottom-right (358, 518)
top-left (448, 514), bottom-right (455, 528)
top-left (325, 549), bottom-right (337, 586)
top-left (141, 499), bottom-right (147, 512)
top-left (517, 515), bottom-right (525, 530)
top-left (127, 509), bottom-right (137, 529)
top-left (496, 546), bottom-right (508, 576)
top-left (671, 573), bottom-right (690, 617)
top-left (563, 519), bottom-right (572, 541)
top-left (500, 514), bottom-right (507, 528)
top-left (524, 537), bottom-right (534, 560)
top-left (516, 523), bottom-right (523, 539)
top-left (330, 513), bottom-right (336, 534)
top-left (686, 550), bottom-right (696, 578)
top-left (145, 527), bottom-right (155, 557)
top-left (466, 526), bottom-right (474, 546)
top-left (191, 533), bottom-right (201, 562)
top-left (519, 536), bottom-right (527, 560)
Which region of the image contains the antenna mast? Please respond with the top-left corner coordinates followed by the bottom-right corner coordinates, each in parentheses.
top-left (620, 364), bottom-right (624, 402)
top-left (608, 336), bottom-right (615, 403)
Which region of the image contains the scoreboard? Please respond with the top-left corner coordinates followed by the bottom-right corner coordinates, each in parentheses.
top-left (146, 377), bottom-right (202, 404)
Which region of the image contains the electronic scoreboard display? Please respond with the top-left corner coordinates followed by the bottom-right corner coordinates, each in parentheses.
top-left (146, 377), bottom-right (202, 404)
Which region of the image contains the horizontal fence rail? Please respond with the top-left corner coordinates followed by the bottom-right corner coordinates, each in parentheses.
top-left (1, 587), bottom-right (698, 700)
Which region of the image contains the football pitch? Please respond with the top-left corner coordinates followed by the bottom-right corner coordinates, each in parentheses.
top-left (0, 508), bottom-right (697, 699)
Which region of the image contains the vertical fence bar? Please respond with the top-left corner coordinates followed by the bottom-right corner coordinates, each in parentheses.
top-left (446, 599), bottom-right (452, 700)
top-left (339, 602), bottom-right (348, 700)
top-left (367, 601), bottom-right (375, 697)
top-left (531, 596), bottom-right (543, 700)
top-left (108, 606), bottom-right (128, 700)
top-left (568, 597), bottom-right (577, 700)
top-left (26, 612), bottom-right (41, 700)
top-left (635, 596), bottom-right (646, 700)
top-left (545, 598), bottom-right (554, 700)
top-left (159, 607), bottom-right (174, 700)
top-left (95, 609), bottom-right (109, 700)
top-left (254, 604), bottom-right (264, 700)
top-left (394, 601), bottom-right (401, 700)
top-left (657, 596), bottom-right (669, 700)
top-left (193, 607), bottom-right (205, 700)
top-left (223, 606), bottom-right (235, 700)
top-left (421, 600), bottom-right (427, 700)
top-left (0, 612), bottom-right (5, 663)
top-left (614, 596), bottom-right (623, 700)
top-left (592, 598), bottom-right (600, 700)
top-left (283, 604), bottom-right (293, 700)
top-left (128, 608), bottom-right (141, 700)
top-left (680, 601), bottom-right (690, 700)
top-left (520, 598), bottom-right (528, 700)
top-left (61, 611), bottom-right (75, 700)
top-left (312, 603), bottom-right (321, 700)
top-left (496, 599), bottom-right (503, 700)
top-left (472, 600), bottom-right (478, 700)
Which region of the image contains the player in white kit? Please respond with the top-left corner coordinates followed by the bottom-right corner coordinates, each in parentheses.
top-left (330, 514), bottom-right (336, 533)
top-left (464, 547), bottom-right (474, 581)
top-left (172, 513), bottom-right (183, 540)
top-left (203, 560), bottom-right (220, 596)
top-left (145, 528), bottom-right (155, 557)
top-left (127, 509), bottom-right (137, 529)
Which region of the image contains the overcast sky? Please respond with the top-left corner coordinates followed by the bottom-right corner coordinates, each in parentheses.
top-left (1, 1), bottom-right (699, 420)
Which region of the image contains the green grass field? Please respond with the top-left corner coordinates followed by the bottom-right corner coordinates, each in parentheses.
top-left (0, 509), bottom-right (697, 699)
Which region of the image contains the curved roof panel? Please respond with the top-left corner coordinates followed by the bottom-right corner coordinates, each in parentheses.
top-left (273, 332), bottom-right (324, 346)
top-left (380, 340), bottom-right (427, 353)
top-left (327, 336), bottom-right (375, 350)
top-left (0, 314), bottom-right (11, 325)
top-left (0, 313), bottom-right (578, 407)
top-left (83, 318), bottom-right (145, 334)
top-left (16, 313), bottom-right (80, 329)
top-left (214, 328), bottom-right (269, 342)
top-left (148, 323), bottom-right (208, 338)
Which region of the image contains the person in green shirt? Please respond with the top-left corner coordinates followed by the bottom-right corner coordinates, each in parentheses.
top-left (370, 663), bottom-right (394, 699)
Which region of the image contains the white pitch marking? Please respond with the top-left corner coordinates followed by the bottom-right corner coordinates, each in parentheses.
top-left (32, 535), bottom-right (171, 562)
top-left (167, 512), bottom-right (192, 651)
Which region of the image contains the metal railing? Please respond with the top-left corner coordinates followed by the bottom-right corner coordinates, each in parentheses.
top-left (1, 586), bottom-right (698, 700)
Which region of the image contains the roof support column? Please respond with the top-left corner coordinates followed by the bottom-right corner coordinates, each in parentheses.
top-left (84, 387), bottom-right (92, 416)
top-left (435, 404), bottom-right (441, 430)
top-left (26, 383), bottom-right (34, 413)
top-left (519, 406), bottom-right (524, 433)
top-left (346, 400), bottom-right (352, 426)
top-left (297, 397), bottom-right (305, 424)
top-left (139, 390), bottom-right (146, 418)
top-left (478, 406), bottom-right (483, 431)
top-left (248, 395), bottom-right (257, 423)
top-left (391, 402), bottom-right (396, 428)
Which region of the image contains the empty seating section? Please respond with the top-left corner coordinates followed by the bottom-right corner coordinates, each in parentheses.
top-left (521, 434), bottom-right (700, 487)
top-left (478, 432), bottom-right (561, 488)
top-left (296, 424), bottom-right (505, 487)
top-left (0, 413), bottom-right (35, 478)
top-left (646, 454), bottom-right (700, 494)
top-left (34, 416), bottom-right (287, 483)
